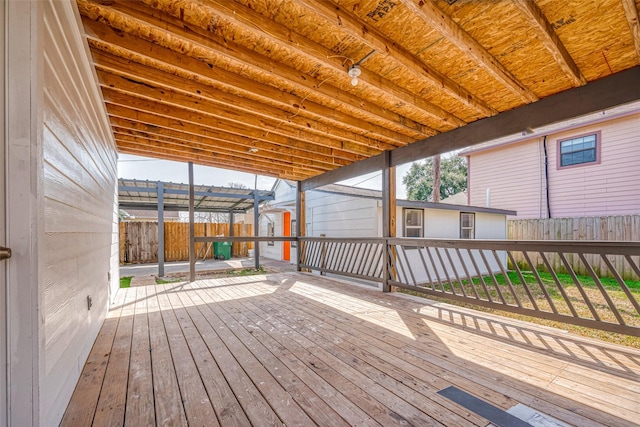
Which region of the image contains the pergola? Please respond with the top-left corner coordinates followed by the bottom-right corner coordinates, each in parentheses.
top-left (118, 178), bottom-right (275, 274)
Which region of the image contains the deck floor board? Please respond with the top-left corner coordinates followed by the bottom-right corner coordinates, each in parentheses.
top-left (62, 272), bottom-right (640, 427)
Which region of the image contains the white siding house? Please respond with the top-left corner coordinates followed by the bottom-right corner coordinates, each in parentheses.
top-left (4, 1), bottom-right (119, 425)
top-left (260, 180), bottom-right (515, 266)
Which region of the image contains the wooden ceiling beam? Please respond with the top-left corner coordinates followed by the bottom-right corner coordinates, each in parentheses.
top-left (141, 0), bottom-right (466, 130)
top-left (621, 0), bottom-right (640, 61)
top-left (105, 102), bottom-right (380, 161)
top-left (91, 48), bottom-right (421, 143)
top-left (94, 62), bottom-right (409, 148)
top-left (80, 15), bottom-right (432, 140)
top-left (108, 115), bottom-right (361, 165)
top-left (296, 0), bottom-right (497, 117)
top-left (513, 0), bottom-right (587, 87)
top-left (118, 143), bottom-right (310, 180)
top-left (97, 64), bottom-right (405, 150)
top-left (111, 126), bottom-right (341, 171)
top-left (101, 86), bottom-right (393, 156)
top-left (400, 0), bottom-right (539, 104)
top-left (114, 133), bottom-right (328, 175)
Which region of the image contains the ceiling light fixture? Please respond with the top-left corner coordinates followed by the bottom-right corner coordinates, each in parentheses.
top-left (348, 64), bottom-right (361, 86)
top-left (247, 147), bottom-right (259, 153)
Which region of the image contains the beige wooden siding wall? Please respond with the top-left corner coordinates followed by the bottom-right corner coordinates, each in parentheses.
top-left (508, 215), bottom-right (640, 280)
top-left (120, 222), bottom-right (254, 264)
top-left (42, 1), bottom-right (118, 424)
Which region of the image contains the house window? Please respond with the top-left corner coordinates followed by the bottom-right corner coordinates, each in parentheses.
top-left (460, 213), bottom-right (475, 239)
top-left (558, 132), bottom-right (600, 168)
top-left (267, 222), bottom-right (274, 246)
top-left (403, 208), bottom-right (423, 238)
top-left (291, 219), bottom-right (297, 248)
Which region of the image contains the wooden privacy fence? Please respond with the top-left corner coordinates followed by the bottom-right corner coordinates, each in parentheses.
top-left (120, 221), bottom-right (253, 264)
top-left (508, 215), bottom-right (640, 280)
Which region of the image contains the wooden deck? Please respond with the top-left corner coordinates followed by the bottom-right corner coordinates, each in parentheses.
top-left (62, 272), bottom-right (640, 426)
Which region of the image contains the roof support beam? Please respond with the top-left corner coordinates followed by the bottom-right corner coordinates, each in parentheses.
top-left (513, 0), bottom-right (587, 87)
top-left (303, 66), bottom-right (640, 189)
top-left (188, 162), bottom-right (195, 282)
top-left (621, 0), bottom-right (640, 61)
top-left (157, 182), bottom-right (165, 277)
top-left (400, 0), bottom-right (538, 103)
top-left (392, 65), bottom-right (640, 166)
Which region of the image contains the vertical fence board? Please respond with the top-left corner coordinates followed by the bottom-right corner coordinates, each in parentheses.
top-left (508, 215), bottom-right (640, 280)
top-left (120, 222), bottom-right (253, 264)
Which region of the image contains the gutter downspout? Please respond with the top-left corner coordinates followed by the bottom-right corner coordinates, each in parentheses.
top-left (543, 135), bottom-right (551, 218)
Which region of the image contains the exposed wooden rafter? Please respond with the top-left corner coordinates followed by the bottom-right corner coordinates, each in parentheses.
top-left (295, 0), bottom-right (498, 117)
top-left (139, 0), bottom-right (467, 130)
top-left (513, 0), bottom-right (587, 87)
top-left (401, 0), bottom-right (539, 103)
top-left (73, 0), bottom-right (639, 181)
top-left (79, 6), bottom-right (434, 135)
top-left (621, 0), bottom-right (640, 61)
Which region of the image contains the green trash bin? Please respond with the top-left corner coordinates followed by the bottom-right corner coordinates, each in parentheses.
top-left (213, 241), bottom-right (231, 260)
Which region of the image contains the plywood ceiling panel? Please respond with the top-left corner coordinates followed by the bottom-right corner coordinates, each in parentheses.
top-left (76, 0), bottom-right (640, 180)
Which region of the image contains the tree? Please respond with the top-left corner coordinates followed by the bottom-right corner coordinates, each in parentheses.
top-left (402, 155), bottom-right (467, 201)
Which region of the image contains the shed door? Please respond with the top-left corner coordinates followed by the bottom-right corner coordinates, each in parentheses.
top-left (283, 212), bottom-right (291, 261)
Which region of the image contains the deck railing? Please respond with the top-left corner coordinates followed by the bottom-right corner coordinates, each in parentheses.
top-left (299, 237), bottom-right (386, 283)
top-left (300, 237), bottom-right (640, 337)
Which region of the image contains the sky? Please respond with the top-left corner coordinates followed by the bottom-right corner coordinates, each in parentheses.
top-left (117, 153), bottom-right (416, 199)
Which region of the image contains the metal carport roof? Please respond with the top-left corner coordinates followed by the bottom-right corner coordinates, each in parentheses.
top-left (118, 178), bottom-right (275, 213)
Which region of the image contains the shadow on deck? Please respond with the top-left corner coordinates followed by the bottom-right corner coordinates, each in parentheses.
top-left (62, 272), bottom-right (640, 426)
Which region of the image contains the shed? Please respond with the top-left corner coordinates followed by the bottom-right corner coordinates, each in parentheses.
top-left (260, 180), bottom-right (515, 266)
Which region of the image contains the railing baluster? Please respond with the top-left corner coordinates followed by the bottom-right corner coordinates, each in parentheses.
top-left (624, 254), bottom-right (640, 280)
top-left (456, 248), bottom-right (479, 299)
top-left (492, 250), bottom-right (522, 307)
top-left (366, 244), bottom-right (380, 278)
top-left (538, 251), bottom-right (578, 317)
top-left (479, 249), bottom-right (507, 304)
top-left (467, 249), bottom-right (494, 302)
top-left (578, 253), bottom-right (626, 325)
top-left (507, 251), bottom-right (539, 310)
top-left (522, 251), bottom-right (559, 314)
top-left (388, 244), bottom-right (402, 283)
top-left (399, 245), bottom-right (417, 286)
top-left (444, 248), bottom-right (466, 297)
top-left (349, 243), bottom-right (363, 274)
top-left (296, 237), bottom-right (640, 336)
top-left (601, 254), bottom-right (640, 316)
top-left (358, 243), bottom-right (373, 276)
top-left (419, 246), bottom-right (436, 290)
top-left (425, 246), bottom-right (446, 292)
top-left (558, 252), bottom-right (600, 320)
top-left (434, 248), bottom-right (457, 295)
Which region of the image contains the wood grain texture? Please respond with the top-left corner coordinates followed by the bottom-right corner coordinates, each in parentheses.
top-left (63, 272), bottom-right (640, 426)
top-left (73, 0), bottom-right (640, 180)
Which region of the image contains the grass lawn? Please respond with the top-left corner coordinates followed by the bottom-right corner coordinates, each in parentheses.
top-left (120, 276), bottom-right (132, 288)
top-left (402, 269), bottom-right (640, 348)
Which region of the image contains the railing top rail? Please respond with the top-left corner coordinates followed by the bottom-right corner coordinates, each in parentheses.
top-left (194, 236), bottom-right (296, 242)
top-left (300, 237), bottom-right (387, 244)
top-left (387, 237), bottom-right (640, 255)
